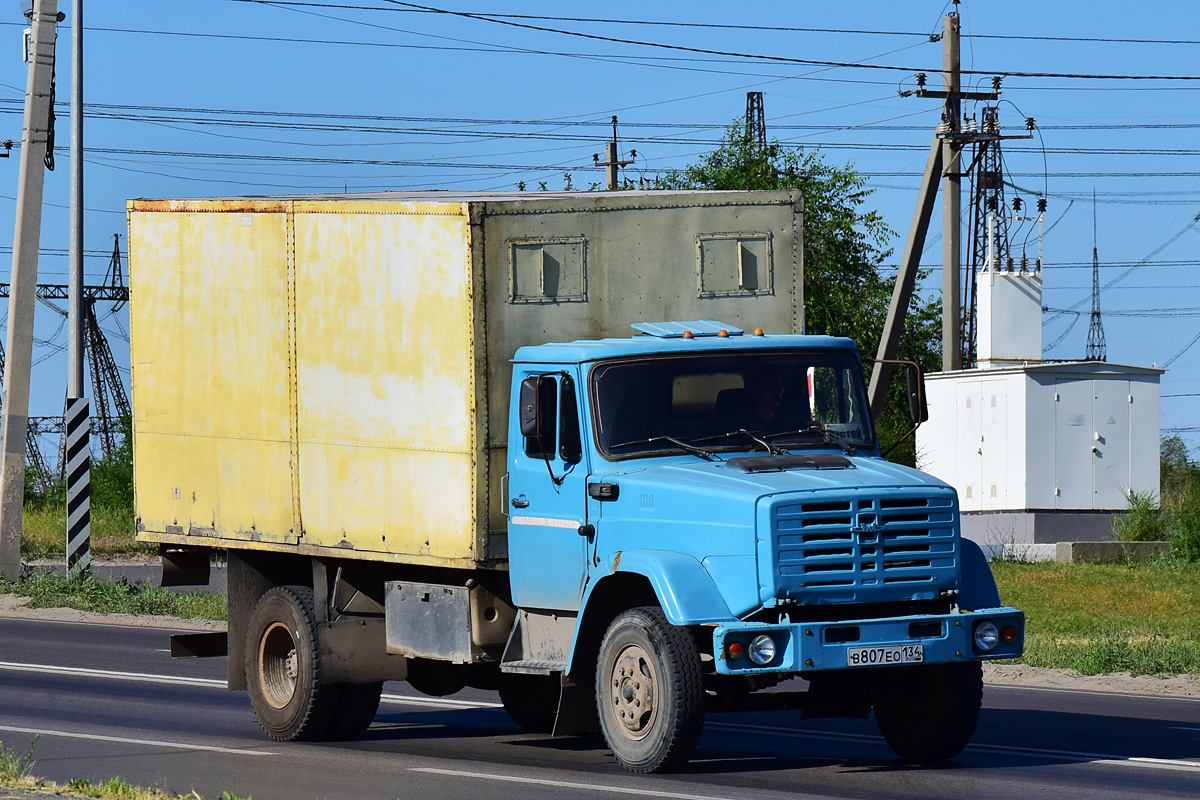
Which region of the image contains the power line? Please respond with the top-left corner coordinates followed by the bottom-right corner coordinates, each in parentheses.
top-left (227, 2), bottom-right (1200, 46)
top-left (260, 0), bottom-right (1200, 82)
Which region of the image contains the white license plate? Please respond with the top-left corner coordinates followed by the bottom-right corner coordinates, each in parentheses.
top-left (846, 644), bottom-right (924, 667)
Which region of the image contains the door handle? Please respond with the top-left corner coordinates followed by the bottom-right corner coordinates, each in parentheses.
top-left (511, 497), bottom-right (530, 509)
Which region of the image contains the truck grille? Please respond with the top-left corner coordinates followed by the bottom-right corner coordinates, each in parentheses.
top-left (770, 492), bottom-right (957, 604)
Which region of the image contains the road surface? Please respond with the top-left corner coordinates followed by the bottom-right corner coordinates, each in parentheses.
top-left (0, 616), bottom-right (1196, 800)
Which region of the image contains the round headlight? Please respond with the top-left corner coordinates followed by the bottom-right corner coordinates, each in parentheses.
top-left (974, 621), bottom-right (999, 652)
top-left (748, 634), bottom-right (776, 665)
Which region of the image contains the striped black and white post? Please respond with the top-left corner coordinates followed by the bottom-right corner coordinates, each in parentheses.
top-left (65, 397), bottom-right (91, 578)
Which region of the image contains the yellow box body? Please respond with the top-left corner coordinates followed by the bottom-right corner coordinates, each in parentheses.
top-left (129, 192), bottom-right (803, 569)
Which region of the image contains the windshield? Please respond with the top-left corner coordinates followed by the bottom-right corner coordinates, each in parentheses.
top-left (592, 350), bottom-right (873, 460)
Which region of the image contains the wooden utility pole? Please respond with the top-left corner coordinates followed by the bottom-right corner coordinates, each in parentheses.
top-left (593, 116), bottom-right (635, 190)
top-left (0, 0), bottom-right (60, 582)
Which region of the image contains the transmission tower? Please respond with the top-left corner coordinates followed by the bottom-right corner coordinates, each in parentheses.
top-left (1086, 191), bottom-right (1107, 361)
top-left (0, 336), bottom-right (53, 492)
top-left (746, 91), bottom-right (766, 150)
top-left (962, 105), bottom-right (1016, 368)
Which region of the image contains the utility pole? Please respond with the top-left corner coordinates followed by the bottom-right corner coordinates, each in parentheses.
top-left (65, 0), bottom-right (89, 577)
top-left (868, 138), bottom-right (942, 418)
top-left (593, 116), bottom-right (635, 190)
top-left (0, 0), bottom-right (61, 582)
top-left (906, 5), bottom-right (998, 372)
top-left (940, 11), bottom-right (961, 372)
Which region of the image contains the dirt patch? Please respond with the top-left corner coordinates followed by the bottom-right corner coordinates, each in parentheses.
top-left (983, 662), bottom-right (1200, 698)
top-left (0, 596), bottom-right (224, 632)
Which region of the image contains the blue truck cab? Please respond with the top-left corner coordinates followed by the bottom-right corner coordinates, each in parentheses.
top-left (502, 321), bottom-right (1023, 773)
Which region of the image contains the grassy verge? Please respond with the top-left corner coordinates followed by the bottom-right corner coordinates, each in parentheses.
top-left (1, 737), bottom-right (248, 800)
top-left (0, 572), bottom-right (226, 621)
top-left (22, 505), bottom-right (154, 560)
top-left (992, 561), bottom-right (1200, 675)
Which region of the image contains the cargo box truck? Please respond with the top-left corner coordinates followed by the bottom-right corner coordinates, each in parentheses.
top-left (128, 190), bottom-right (1022, 773)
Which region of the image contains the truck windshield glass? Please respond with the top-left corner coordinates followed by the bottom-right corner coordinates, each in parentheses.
top-left (592, 351), bottom-right (873, 459)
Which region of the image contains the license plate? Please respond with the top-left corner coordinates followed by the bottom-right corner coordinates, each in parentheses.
top-left (846, 644), bottom-right (924, 667)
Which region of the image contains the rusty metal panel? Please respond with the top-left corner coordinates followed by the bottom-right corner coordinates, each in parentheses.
top-left (129, 208), bottom-right (296, 543)
top-left (478, 191), bottom-right (803, 537)
top-left (291, 208), bottom-right (480, 562)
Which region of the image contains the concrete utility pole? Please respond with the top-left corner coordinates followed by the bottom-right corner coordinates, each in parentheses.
top-left (940, 11), bottom-right (962, 371)
top-left (593, 116), bottom-right (635, 190)
top-left (0, 0), bottom-right (61, 582)
top-left (868, 139), bottom-right (943, 418)
top-left (66, 0), bottom-right (89, 578)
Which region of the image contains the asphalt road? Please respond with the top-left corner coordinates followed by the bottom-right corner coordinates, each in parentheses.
top-left (0, 616), bottom-right (1197, 800)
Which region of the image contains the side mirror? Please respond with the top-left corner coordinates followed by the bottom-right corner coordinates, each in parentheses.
top-left (519, 376), bottom-right (548, 439)
top-left (905, 363), bottom-right (929, 424)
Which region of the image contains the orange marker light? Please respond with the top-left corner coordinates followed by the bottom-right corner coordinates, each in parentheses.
top-left (753, 328), bottom-right (765, 336)
top-left (726, 641), bottom-right (745, 661)
top-left (683, 330), bottom-right (694, 339)
top-left (718, 329), bottom-right (729, 338)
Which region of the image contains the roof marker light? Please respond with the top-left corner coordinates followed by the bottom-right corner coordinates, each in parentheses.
top-left (753, 328), bottom-right (765, 336)
top-left (718, 329), bottom-right (729, 338)
top-left (683, 330), bottom-right (694, 339)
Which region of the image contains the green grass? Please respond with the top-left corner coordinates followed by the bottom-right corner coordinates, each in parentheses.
top-left (22, 504), bottom-right (154, 559)
top-left (993, 561), bottom-right (1200, 675)
top-left (1, 572), bottom-right (226, 621)
top-left (1, 737), bottom-right (250, 799)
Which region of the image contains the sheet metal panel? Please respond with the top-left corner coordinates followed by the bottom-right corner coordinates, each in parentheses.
top-left (129, 208), bottom-right (296, 542)
top-left (291, 207), bottom-right (478, 561)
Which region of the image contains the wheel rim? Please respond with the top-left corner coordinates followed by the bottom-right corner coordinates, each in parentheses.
top-left (259, 621), bottom-right (299, 709)
top-left (609, 643), bottom-right (658, 741)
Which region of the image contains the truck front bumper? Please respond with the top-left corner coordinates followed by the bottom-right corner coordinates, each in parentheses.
top-left (712, 607), bottom-right (1024, 675)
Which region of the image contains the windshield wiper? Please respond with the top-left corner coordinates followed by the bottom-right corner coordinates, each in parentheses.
top-left (609, 435), bottom-right (719, 461)
top-left (766, 425), bottom-right (858, 454)
top-left (692, 429), bottom-right (784, 456)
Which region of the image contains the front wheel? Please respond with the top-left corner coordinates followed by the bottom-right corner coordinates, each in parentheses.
top-left (595, 607), bottom-right (704, 773)
top-left (873, 662), bottom-right (983, 762)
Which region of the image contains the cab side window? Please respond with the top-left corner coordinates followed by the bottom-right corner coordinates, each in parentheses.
top-left (520, 374), bottom-right (582, 463)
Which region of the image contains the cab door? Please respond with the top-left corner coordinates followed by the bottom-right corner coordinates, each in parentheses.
top-left (506, 367), bottom-right (590, 611)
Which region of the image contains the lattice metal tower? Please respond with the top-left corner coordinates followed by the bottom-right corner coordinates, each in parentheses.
top-left (1086, 191), bottom-right (1107, 361)
top-left (746, 92), bottom-right (766, 150)
top-left (963, 105), bottom-right (1013, 368)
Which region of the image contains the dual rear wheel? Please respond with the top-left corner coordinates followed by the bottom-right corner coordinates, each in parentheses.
top-left (245, 586), bottom-right (381, 741)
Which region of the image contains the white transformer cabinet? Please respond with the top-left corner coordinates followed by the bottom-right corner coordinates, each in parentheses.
top-left (916, 262), bottom-right (1162, 551)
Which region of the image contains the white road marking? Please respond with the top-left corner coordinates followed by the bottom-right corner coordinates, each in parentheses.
top-left (381, 693), bottom-right (503, 709)
top-left (0, 724), bottom-right (274, 757)
top-left (0, 661), bottom-right (225, 687)
top-left (409, 768), bottom-right (743, 800)
top-left (0, 661), bottom-right (501, 710)
top-left (710, 722), bottom-right (1200, 774)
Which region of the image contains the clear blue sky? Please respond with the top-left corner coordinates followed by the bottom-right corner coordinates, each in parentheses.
top-left (3, 0), bottom-right (1199, 456)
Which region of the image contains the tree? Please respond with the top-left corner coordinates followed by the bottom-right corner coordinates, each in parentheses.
top-left (656, 121), bottom-right (942, 465)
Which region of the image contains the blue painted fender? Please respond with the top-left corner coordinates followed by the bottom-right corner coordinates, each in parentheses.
top-left (567, 549), bottom-right (738, 672)
top-left (959, 538), bottom-right (1002, 610)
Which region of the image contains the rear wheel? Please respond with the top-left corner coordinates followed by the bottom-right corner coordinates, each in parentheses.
top-left (595, 607), bottom-right (704, 773)
top-left (498, 673), bottom-right (560, 733)
top-left (325, 681), bottom-right (383, 740)
top-left (245, 586), bottom-right (339, 741)
top-left (873, 662), bottom-right (983, 762)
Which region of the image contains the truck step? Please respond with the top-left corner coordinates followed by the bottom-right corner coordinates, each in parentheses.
top-left (500, 658), bottom-right (565, 675)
